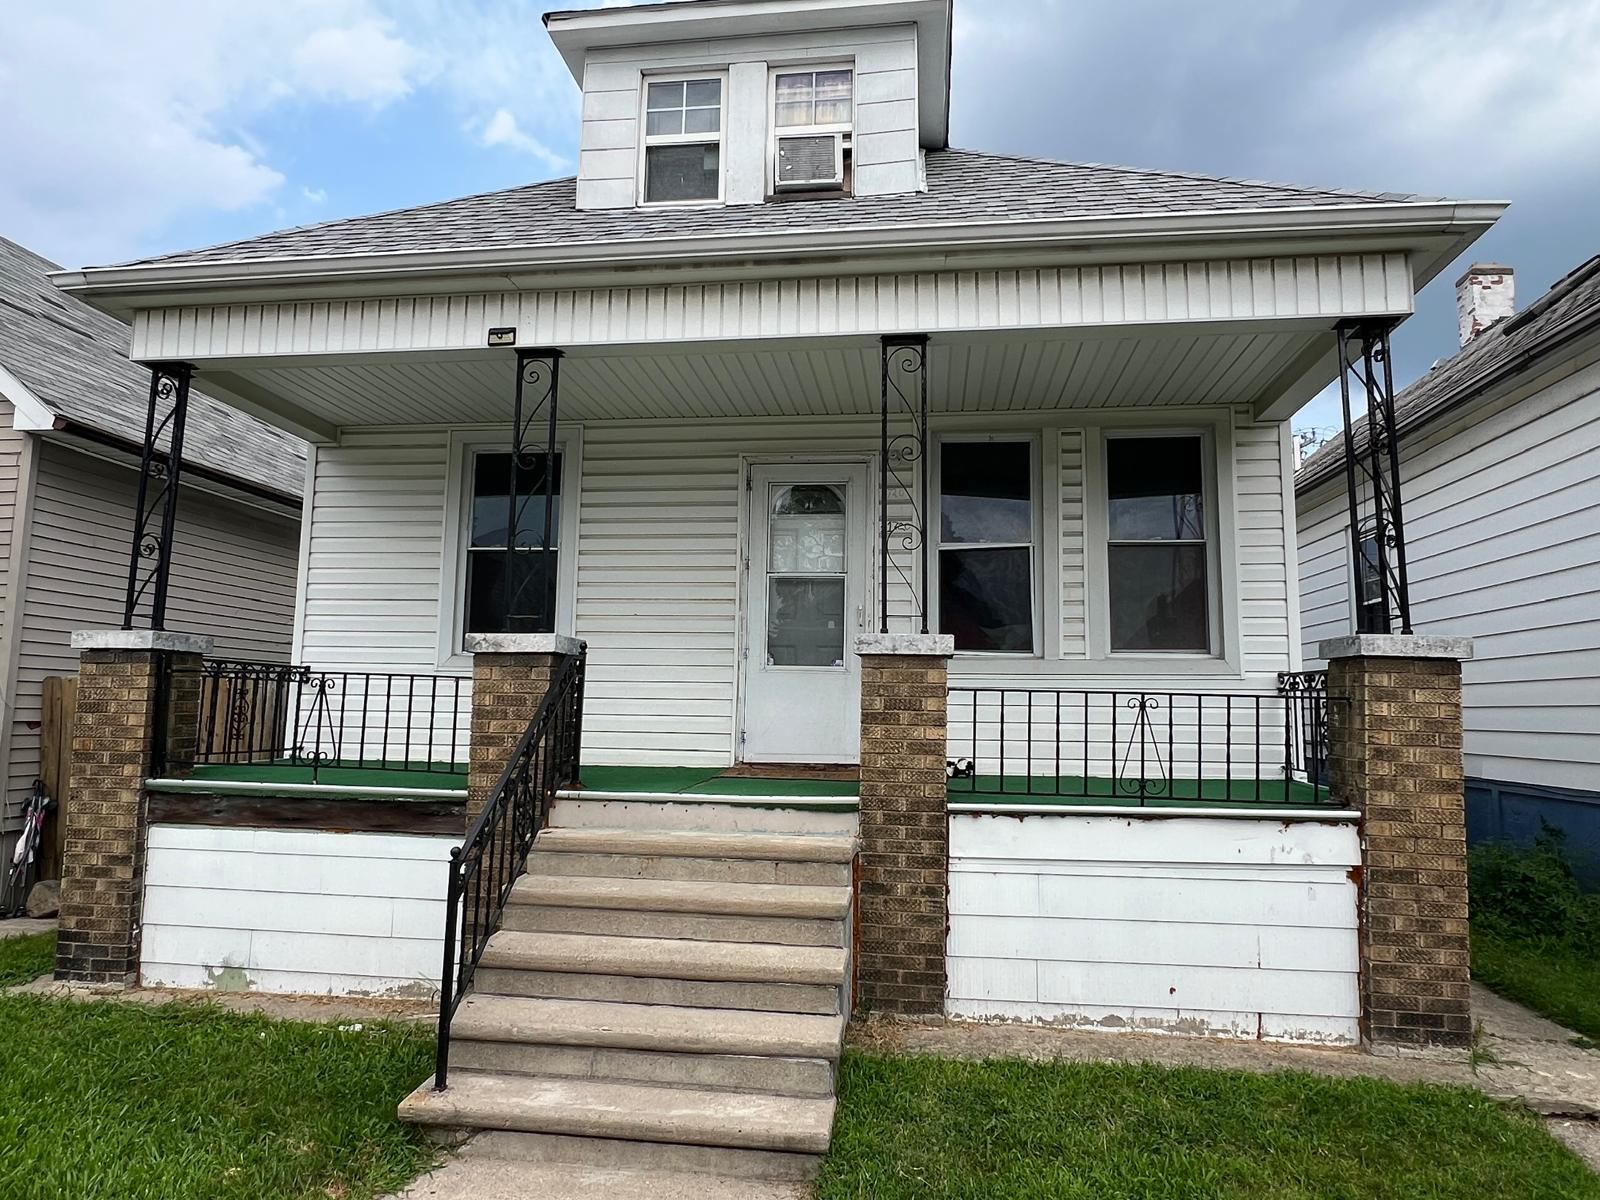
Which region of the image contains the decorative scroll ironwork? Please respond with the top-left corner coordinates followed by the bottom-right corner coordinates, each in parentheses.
top-left (1114, 694), bottom-right (1170, 799)
top-left (1278, 669), bottom-right (1329, 791)
top-left (879, 334), bottom-right (930, 633)
top-left (122, 363), bottom-right (194, 630)
top-left (503, 348), bottom-right (562, 633)
top-left (1336, 320), bottom-right (1412, 634)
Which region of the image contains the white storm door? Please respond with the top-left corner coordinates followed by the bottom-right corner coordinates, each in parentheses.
top-left (740, 463), bottom-right (869, 763)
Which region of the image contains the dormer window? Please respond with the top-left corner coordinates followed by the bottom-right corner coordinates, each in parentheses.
top-left (772, 68), bottom-right (853, 193)
top-left (642, 76), bottom-right (724, 204)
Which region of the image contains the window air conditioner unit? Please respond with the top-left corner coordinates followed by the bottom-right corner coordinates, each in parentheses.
top-left (776, 133), bottom-right (844, 190)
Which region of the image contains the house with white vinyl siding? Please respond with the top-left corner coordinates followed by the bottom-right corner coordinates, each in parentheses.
top-left (1297, 257), bottom-right (1600, 874)
top-left (48, 0), bottom-right (1507, 1171)
top-left (0, 235), bottom-right (305, 874)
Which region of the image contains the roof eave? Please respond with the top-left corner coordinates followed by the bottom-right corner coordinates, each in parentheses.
top-left (53, 199), bottom-right (1508, 316)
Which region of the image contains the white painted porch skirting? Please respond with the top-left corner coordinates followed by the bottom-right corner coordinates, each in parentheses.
top-left (947, 810), bottom-right (1361, 1043)
top-left (141, 824), bottom-right (454, 997)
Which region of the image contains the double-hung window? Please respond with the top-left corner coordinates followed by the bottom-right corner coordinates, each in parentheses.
top-left (642, 77), bottom-right (723, 204)
top-left (772, 67), bottom-right (853, 191)
top-left (938, 440), bottom-right (1037, 654)
top-left (1106, 434), bottom-right (1211, 653)
top-left (464, 450), bottom-right (562, 634)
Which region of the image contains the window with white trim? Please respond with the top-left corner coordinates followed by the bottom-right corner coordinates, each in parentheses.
top-left (1355, 533), bottom-right (1385, 634)
top-left (938, 439), bottom-right (1037, 654)
top-left (642, 76), bottom-right (723, 204)
top-left (771, 67), bottom-right (853, 192)
top-left (1105, 434), bottom-right (1211, 652)
top-left (464, 450), bottom-right (562, 634)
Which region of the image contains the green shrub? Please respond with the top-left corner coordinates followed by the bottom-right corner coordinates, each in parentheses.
top-left (1469, 827), bottom-right (1600, 955)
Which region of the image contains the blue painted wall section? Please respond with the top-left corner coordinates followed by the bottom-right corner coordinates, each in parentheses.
top-left (1467, 778), bottom-right (1600, 891)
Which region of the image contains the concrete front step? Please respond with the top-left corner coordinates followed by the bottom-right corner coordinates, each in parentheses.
top-left (447, 1038), bottom-right (836, 1097)
top-left (392, 1154), bottom-right (814, 1199)
top-left (475, 929), bottom-right (847, 1015)
top-left (551, 795), bottom-right (858, 837)
top-left (398, 1072), bottom-right (836, 1155)
top-left (501, 901), bottom-right (846, 948)
top-left (533, 827), bottom-right (856, 864)
top-left (528, 847), bottom-right (850, 887)
top-left (480, 930), bottom-right (848, 986)
top-left (451, 993), bottom-right (846, 1060)
top-left (509, 875), bottom-right (851, 920)
top-left (470, 1128), bottom-right (824, 1183)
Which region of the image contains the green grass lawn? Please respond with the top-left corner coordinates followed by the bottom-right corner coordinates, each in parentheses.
top-left (817, 1051), bottom-right (1600, 1200)
top-left (0, 992), bottom-right (436, 1200)
top-left (1473, 926), bottom-right (1600, 1042)
top-left (0, 931), bottom-right (55, 986)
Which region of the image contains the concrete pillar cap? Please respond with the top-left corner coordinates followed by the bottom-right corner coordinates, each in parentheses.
top-left (855, 633), bottom-right (955, 657)
top-left (463, 633), bottom-right (584, 656)
top-left (1318, 633), bottom-right (1473, 661)
top-left (71, 630), bottom-right (214, 654)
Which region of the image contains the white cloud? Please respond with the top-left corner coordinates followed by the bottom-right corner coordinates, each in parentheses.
top-left (301, 186), bottom-right (329, 204)
top-left (291, 20), bottom-right (424, 105)
top-left (478, 108), bottom-right (567, 170)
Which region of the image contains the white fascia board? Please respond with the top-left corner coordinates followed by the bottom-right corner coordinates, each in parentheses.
top-left (0, 362), bottom-right (60, 431)
top-left (50, 200), bottom-right (1507, 316)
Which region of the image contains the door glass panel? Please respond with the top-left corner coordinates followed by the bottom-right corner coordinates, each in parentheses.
top-left (766, 483), bottom-right (847, 667)
top-left (767, 578), bottom-right (845, 667)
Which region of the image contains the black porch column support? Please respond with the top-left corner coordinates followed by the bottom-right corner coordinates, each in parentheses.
top-left (123, 362), bottom-right (194, 631)
top-left (1335, 319), bottom-right (1412, 634)
top-left (879, 334), bottom-right (931, 634)
top-left (504, 348), bottom-right (562, 633)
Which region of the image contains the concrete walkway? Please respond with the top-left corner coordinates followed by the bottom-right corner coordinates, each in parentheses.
top-left (0, 917), bottom-right (55, 939)
top-left (386, 1138), bottom-right (810, 1200)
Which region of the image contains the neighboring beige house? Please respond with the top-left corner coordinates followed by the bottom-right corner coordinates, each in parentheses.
top-left (0, 235), bottom-right (307, 867)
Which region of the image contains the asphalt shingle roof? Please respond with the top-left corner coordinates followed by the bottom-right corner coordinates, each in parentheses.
top-left (1297, 254), bottom-right (1600, 491)
top-left (1, 237), bottom-right (305, 499)
top-left (125, 148), bottom-right (1433, 268)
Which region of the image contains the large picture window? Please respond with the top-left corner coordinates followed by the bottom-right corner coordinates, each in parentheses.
top-left (1106, 434), bottom-right (1210, 653)
top-left (642, 77), bottom-right (723, 204)
top-left (465, 451), bottom-right (562, 635)
top-left (938, 440), bottom-right (1036, 654)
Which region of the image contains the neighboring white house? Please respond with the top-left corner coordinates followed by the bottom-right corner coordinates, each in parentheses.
top-left (0, 235), bottom-right (307, 870)
top-left (49, 0), bottom-right (1505, 1173)
top-left (1297, 257), bottom-right (1600, 866)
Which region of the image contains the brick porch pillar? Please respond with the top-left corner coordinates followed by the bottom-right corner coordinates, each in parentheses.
top-left (854, 633), bottom-right (955, 1015)
top-left (55, 630), bottom-right (212, 984)
top-left (1322, 633), bottom-right (1474, 1051)
top-left (465, 634), bottom-right (583, 827)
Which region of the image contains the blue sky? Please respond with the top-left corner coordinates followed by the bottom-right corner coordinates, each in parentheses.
top-left (4, 0), bottom-right (1598, 437)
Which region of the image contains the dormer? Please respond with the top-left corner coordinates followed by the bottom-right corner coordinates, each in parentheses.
top-left (545, 0), bottom-right (953, 211)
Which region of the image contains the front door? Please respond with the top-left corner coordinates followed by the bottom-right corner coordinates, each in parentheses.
top-left (741, 462), bottom-right (870, 763)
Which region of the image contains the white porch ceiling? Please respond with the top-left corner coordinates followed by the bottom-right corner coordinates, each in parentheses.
top-left (227, 325), bottom-right (1325, 430)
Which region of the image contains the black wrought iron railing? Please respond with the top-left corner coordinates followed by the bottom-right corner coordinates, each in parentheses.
top-left (1279, 669), bottom-right (1330, 793)
top-left (947, 678), bottom-right (1333, 806)
top-left (160, 659), bottom-right (470, 782)
top-left (435, 647), bottom-right (585, 1090)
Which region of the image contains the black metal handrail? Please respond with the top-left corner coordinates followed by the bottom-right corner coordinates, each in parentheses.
top-left (1280, 669), bottom-right (1330, 793)
top-left (161, 659), bottom-right (470, 782)
top-left (435, 647), bottom-right (586, 1090)
top-left (947, 678), bottom-right (1333, 806)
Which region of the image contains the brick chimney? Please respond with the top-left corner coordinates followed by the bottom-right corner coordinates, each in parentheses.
top-left (1456, 264), bottom-right (1514, 346)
